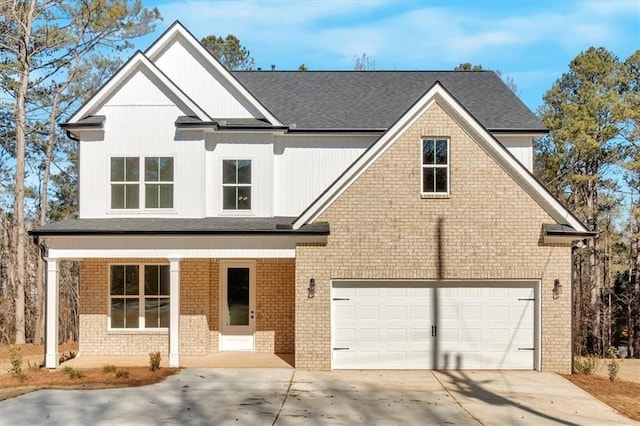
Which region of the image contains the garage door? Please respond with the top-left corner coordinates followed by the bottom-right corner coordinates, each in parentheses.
top-left (332, 281), bottom-right (536, 370)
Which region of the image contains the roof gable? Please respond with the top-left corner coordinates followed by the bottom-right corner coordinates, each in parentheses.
top-left (68, 52), bottom-right (209, 123)
top-left (293, 82), bottom-right (587, 233)
top-left (145, 22), bottom-right (282, 126)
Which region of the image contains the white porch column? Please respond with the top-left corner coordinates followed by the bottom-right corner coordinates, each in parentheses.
top-left (168, 258), bottom-right (181, 367)
top-left (45, 258), bottom-right (59, 368)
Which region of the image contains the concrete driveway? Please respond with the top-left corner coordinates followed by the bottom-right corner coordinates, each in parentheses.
top-left (0, 369), bottom-right (635, 425)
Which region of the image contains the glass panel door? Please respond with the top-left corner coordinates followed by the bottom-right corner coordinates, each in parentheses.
top-left (227, 267), bottom-right (250, 326)
top-left (220, 261), bottom-right (255, 345)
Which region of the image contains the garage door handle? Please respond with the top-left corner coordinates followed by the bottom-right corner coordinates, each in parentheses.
top-left (333, 298), bottom-right (350, 301)
top-left (518, 347), bottom-right (535, 351)
top-left (432, 325), bottom-right (437, 337)
top-left (333, 347), bottom-right (350, 350)
top-left (518, 298), bottom-right (535, 301)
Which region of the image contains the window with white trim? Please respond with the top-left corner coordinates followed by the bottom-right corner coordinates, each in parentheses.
top-left (110, 157), bottom-right (139, 209)
top-left (222, 159), bottom-right (251, 210)
top-left (421, 138), bottom-right (449, 194)
top-left (110, 157), bottom-right (173, 209)
top-left (109, 264), bottom-right (170, 329)
top-left (145, 157), bottom-right (174, 208)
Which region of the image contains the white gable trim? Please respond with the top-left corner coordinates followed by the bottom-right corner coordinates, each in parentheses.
top-left (293, 83), bottom-right (588, 234)
top-left (145, 21), bottom-right (283, 127)
top-left (68, 52), bottom-right (210, 123)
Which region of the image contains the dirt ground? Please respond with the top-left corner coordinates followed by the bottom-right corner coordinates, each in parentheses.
top-left (0, 344), bottom-right (638, 422)
top-left (0, 343), bottom-right (178, 401)
top-left (563, 373), bottom-right (640, 421)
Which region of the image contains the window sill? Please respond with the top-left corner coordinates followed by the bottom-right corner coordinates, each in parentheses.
top-left (107, 329), bottom-right (169, 335)
top-left (421, 193), bottom-right (451, 199)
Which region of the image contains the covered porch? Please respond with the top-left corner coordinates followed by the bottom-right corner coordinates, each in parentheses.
top-left (31, 217), bottom-right (328, 369)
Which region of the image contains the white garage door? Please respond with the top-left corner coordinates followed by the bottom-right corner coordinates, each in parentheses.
top-left (332, 281), bottom-right (536, 370)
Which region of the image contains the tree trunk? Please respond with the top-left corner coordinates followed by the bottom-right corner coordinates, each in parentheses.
top-left (13, 0), bottom-right (37, 344)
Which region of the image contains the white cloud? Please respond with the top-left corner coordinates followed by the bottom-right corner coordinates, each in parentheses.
top-left (145, 0), bottom-right (638, 109)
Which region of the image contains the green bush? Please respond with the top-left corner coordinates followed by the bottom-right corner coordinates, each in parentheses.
top-left (8, 346), bottom-right (27, 382)
top-left (102, 364), bottom-right (117, 374)
top-left (573, 355), bottom-right (600, 375)
top-left (115, 369), bottom-right (129, 378)
top-left (149, 351), bottom-right (161, 371)
top-left (62, 366), bottom-right (83, 379)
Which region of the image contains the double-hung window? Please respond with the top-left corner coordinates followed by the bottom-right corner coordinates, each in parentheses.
top-left (222, 159), bottom-right (251, 210)
top-left (110, 157), bottom-right (140, 209)
top-left (109, 264), bottom-right (170, 329)
top-left (145, 157), bottom-right (174, 208)
top-left (110, 157), bottom-right (173, 209)
top-left (421, 138), bottom-right (449, 194)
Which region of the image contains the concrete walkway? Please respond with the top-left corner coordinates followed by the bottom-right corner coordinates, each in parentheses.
top-left (0, 369), bottom-right (636, 425)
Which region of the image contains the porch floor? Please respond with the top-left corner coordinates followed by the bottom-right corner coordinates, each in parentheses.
top-left (60, 353), bottom-right (295, 369)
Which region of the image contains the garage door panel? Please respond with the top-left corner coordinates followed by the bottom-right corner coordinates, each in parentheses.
top-left (333, 282), bottom-right (536, 370)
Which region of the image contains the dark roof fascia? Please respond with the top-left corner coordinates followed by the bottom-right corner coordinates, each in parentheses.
top-left (489, 128), bottom-right (548, 134)
top-left (60, 115), bottom-right (105, 129)
top-left (30, 228), bottom-right (329, 237)
top-left (175, 122), bottom-right (288, 132)
top-left (286, 128), bottom-right (386, 134)
top-left (542, 224), bottom-right (597, 239)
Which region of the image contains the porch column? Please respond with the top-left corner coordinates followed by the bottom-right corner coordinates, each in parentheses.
top-left (168, 258), bottom-right (181, 367)
top-left (45, 258), bottom-right (59, 368)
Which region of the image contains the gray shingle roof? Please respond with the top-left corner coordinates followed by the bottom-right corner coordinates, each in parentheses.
top-left (30, 217), bottom-right (329, 236)
top-left (232, 71), bottom-right (545, 132)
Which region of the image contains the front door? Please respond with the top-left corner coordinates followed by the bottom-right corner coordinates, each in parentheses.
top-left (220, 260), bottom-right (256, 351)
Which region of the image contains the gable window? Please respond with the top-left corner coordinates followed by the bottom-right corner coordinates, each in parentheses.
top-left (222, 159), bottom-right (251, 210)
top-left (109, 264), bottom-right (170, 329)
top-left (421, 138), bottom-right (449, 194)
top-left (110, 157), bottom-right (173, 210)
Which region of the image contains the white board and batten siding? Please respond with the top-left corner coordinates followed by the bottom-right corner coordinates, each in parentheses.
top-left (273, 135), bottom-right (375, 217)
top-left (79, 68), bottom-right (205, 219)
top-left (332, 280), bottom-right (540, 370)
top-left (151, 34), bottom-right (260, 120)
top-left (496, 135), bottom-right (535, 172)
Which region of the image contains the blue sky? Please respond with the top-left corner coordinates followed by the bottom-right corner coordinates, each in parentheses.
top-left (138, 0), bottom-right (640, 113)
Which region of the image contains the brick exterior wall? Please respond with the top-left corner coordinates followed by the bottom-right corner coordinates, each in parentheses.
top-left (256, 259), bottom-right (295, 353)
top-left (78, 258), bottom-right (294, 357)
top-left (295, 102), bottom-right (572, 372)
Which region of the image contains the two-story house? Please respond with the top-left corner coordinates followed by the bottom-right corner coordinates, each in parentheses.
top-left (32, 21), bottom-right (594, 373)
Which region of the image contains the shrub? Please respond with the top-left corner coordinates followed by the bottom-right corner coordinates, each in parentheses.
top-left (102, 364), bottom-right (117, 374)
top-left (573, 354), bottom-right (600, 375)
top-left (607, 346), bottom-right (619, 382)
top-left (8, 346), bottom-right (27, 382)
top-left (59, 351), bottom-right (77, 363)
top-left (62, 366), bottom-right (83, 379)
top-left (115, 369), bottom-right (129, 378)
top-left (149, 351), bottom-right (161, 371)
